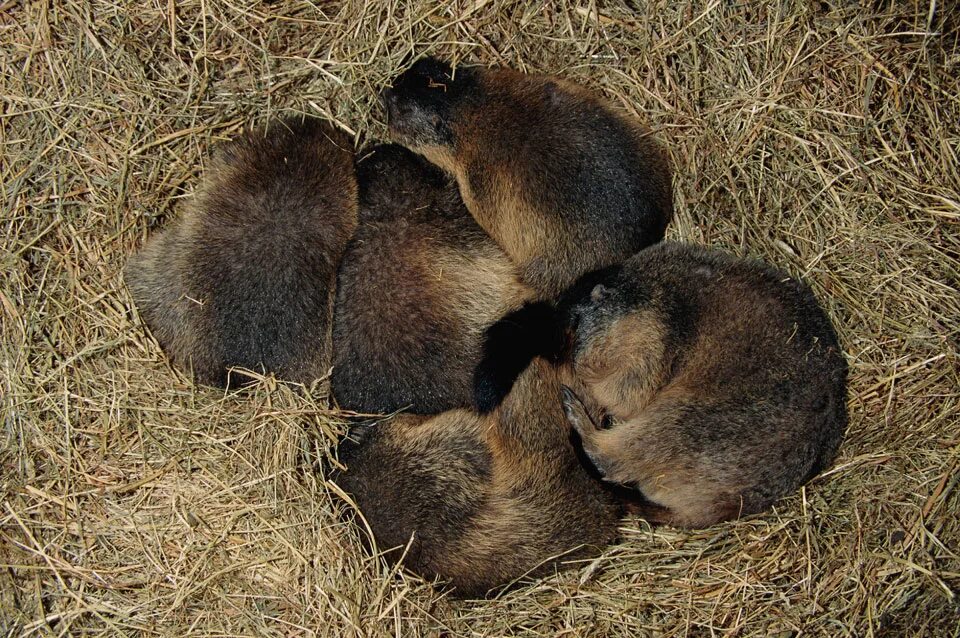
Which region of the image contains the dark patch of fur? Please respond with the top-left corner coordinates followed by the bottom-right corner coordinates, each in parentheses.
top-left (471, 265), bottom-right (624, 413)
top-left (471, 301), bottom-right (566, 413)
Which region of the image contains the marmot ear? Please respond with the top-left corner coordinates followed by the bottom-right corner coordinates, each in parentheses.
top-left (544, 81), bottom-right (563, 105)
top-left (693, 264), bottom-right (714, 278)
top-left (590, 283), bottom-right (610, 303)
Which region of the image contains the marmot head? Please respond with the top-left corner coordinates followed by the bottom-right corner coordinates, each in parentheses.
top-left (567, 271), bottom-right (641, 364)
top-left (564, 261), bottom-right (669, 422)
top-left (382, 57), bottom-right (474, 169)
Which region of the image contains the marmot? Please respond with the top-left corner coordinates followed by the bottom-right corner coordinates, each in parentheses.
top-left (125, 118), bottom-right (357, 386)
top-left (558, 242), bottom-right (848, 528)
top-left (330, 144), bottom-right (537, 414)
top-left (382, 57), bottom-right (673, 298)
top-left (332, 357), bottom-right (624, 597)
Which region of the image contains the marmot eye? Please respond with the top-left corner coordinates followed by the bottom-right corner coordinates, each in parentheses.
top-left (600, 414), bottom-right (614, 429)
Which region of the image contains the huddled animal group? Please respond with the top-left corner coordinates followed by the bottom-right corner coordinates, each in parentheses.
top-left (126, 57), bottom-right (848, 597)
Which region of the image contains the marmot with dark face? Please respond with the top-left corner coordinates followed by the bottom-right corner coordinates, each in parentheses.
top-left (332, 357), bottom-right (624, 597)
top-left (330, 144), bottom-right (539, 414)
top-left (125, 118), bottom-right (357, 386)
top-left (383, 57), bottom-right (674, 299)
top-left (557, 242), bottom-right (848, 528)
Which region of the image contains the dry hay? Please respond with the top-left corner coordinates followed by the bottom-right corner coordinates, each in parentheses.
top-left (1, 0), bottom-right (958, 636)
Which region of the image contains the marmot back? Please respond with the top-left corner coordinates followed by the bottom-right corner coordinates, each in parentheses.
top-left (383, 57), bottom-right (673, 298)
top-left (331, 144), bottom-right (534, 414)
top-left (125, 118), bottom-right (357, 386)
top-left (560, 242), bottom-right (848, 527)
top-left (333, 358), bottom-right (623, 597)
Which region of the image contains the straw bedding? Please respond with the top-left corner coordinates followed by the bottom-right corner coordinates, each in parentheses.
top-left (2, 1), bottom-right (957, 635)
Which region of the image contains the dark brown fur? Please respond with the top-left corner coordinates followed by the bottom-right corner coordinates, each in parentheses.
top-left (383, 57), bottom-right (673, 298)
top-left (331, 144), bottom-right (534, 414)
top-left (332, 358), bottom-right (623, 597)
top-left (125, 118), bottom-right (357, 386)
top-left (560, 242), bottom-right (848, 528)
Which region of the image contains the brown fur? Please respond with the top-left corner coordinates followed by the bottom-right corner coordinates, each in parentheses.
top-left (332, 358), bottom-right (623, 597)
top-left (561, 242), bottom-right (849, 528)
top-left (383, 57), bottom-right (674, 298)
top-left (331, 144), bottom-right (534, 414)
top-left (125, 118), bottom-right (357, 386)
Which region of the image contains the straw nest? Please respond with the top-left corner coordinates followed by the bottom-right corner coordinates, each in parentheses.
top-left (2, 1), bottom-right (958, 635)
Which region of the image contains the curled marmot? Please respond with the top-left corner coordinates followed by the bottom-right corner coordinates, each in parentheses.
top-left (330, 144), bottom-right (540, 414)
top-left (383, 57), bottom-right (673, 298)
top-left (125, 118), bottom-right (357, 386)
top-left (559, 242), bottom-right (848, 528)
top-left (332, 358), bottom-right (623, 597)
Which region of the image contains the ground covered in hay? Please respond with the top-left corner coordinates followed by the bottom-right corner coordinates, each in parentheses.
top-left (2, 1), bottom-right (958, 636)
